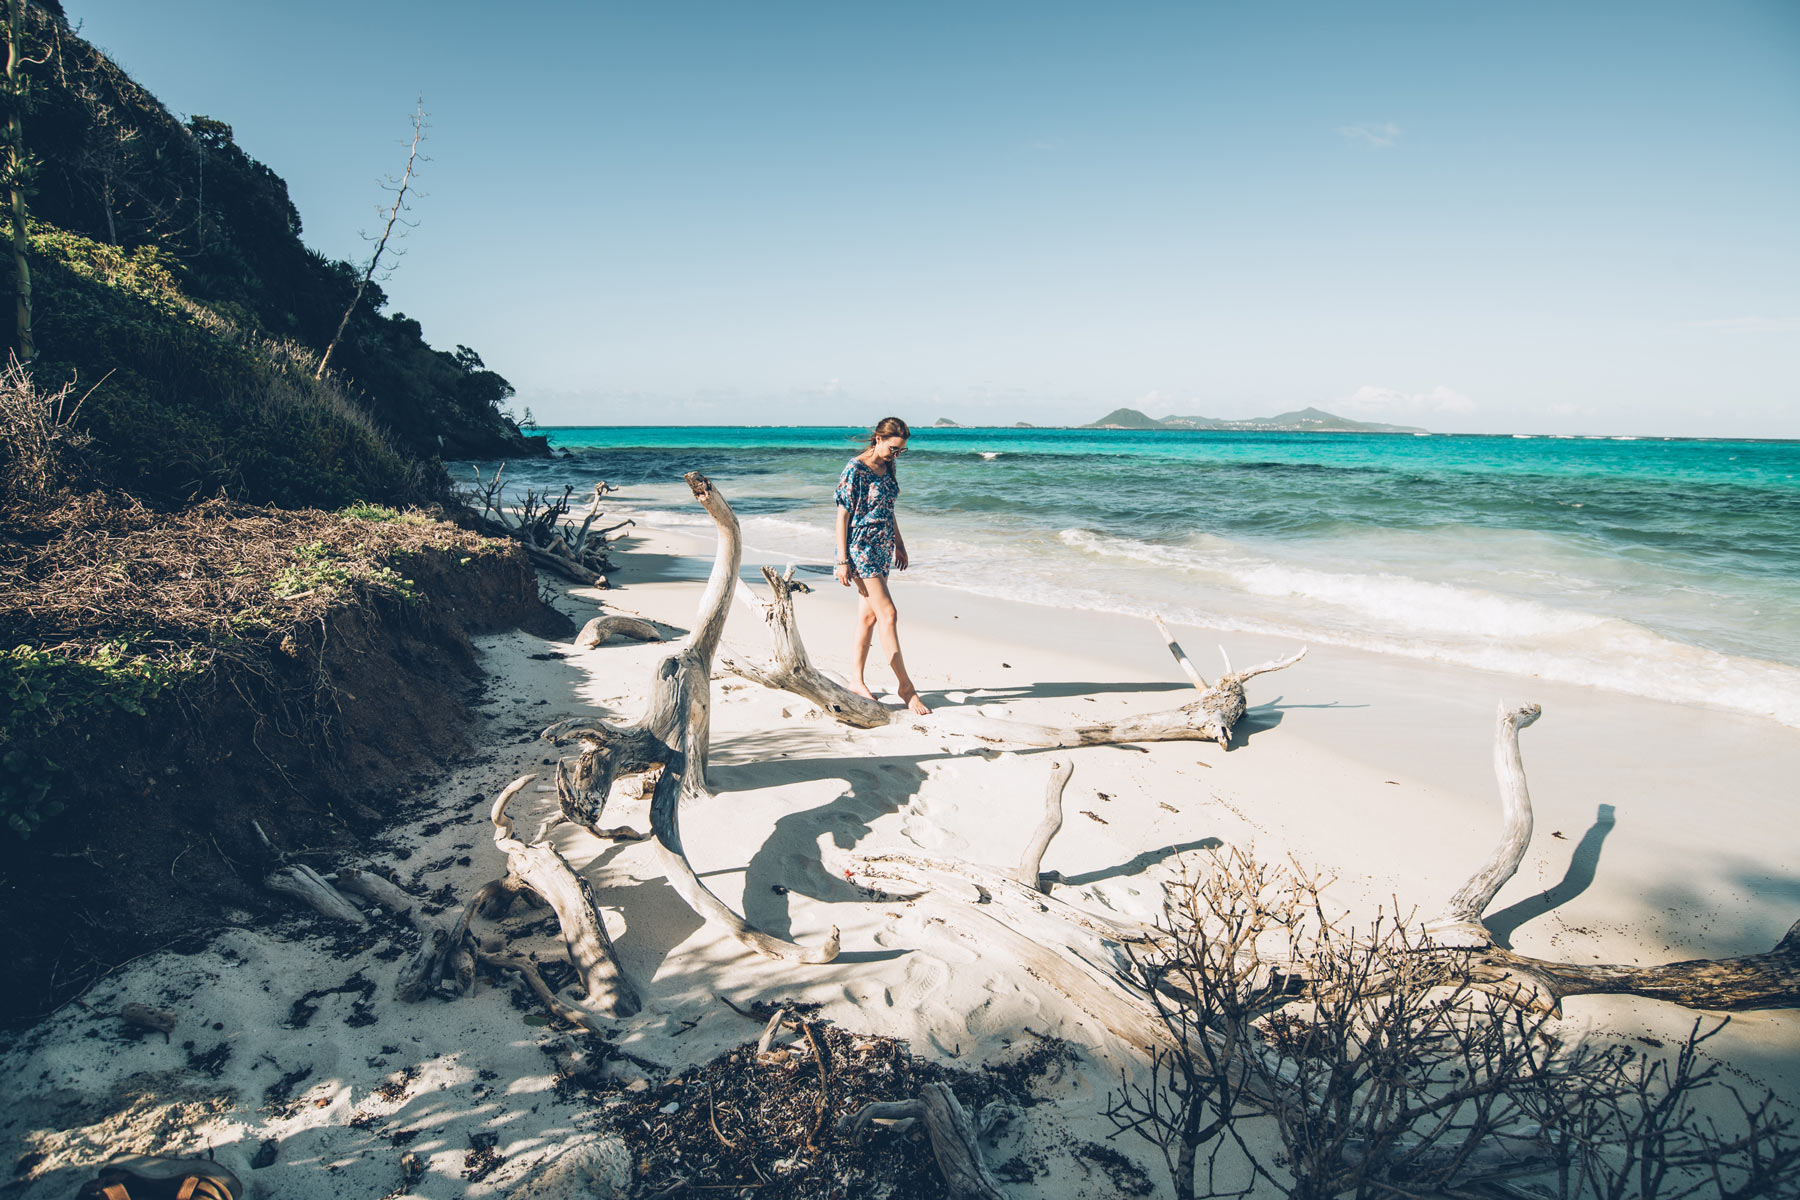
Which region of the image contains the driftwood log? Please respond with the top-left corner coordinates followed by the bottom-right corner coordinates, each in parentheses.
top-left (575, 614), bottom-right (664, 649)
top-left (931, 642), bottom-right (1306, 751)
top-left (330, 865), bottom-right (419, 917)
top-left (827, 757), bottom-right (1173, 1055)
top-left (390, 775), bottom-right (645, 1020)
top-left (723, 566), bottom-right (1305, 750)
top-left (723, 566), bottom-right (891, 728)
top-left (265, 863), bottom-right (369, 927)
top-left (839, 1082), bottom-right (1007, 1200)
top-left (1424, 703), bottom-right (1800, 1014)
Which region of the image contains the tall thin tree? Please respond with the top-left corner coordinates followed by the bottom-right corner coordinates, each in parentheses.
top-left (2, 0), bottom-right (36, 362)
top-left (316, 98), bottom-right (425, 380)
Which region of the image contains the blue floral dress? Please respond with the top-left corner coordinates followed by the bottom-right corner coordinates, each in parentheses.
top-left (836, 458), bottom-right (900, 578)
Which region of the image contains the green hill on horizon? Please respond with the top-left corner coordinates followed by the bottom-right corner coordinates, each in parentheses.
top-left (1086, 404), bottom-right (1427, 434)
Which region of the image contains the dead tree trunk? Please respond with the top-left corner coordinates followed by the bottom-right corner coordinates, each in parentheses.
top-left (1423, 702), bottom-right (1800, 1013)
top-left (542, 473), bottom-right (839, 965)
top-left (3, 0), bottom-right (34, 362)
top-left (316, 99), bottom-right (424, 380)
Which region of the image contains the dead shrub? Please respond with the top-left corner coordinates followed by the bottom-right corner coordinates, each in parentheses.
top-left (0, 356), bottom-right (96, 507)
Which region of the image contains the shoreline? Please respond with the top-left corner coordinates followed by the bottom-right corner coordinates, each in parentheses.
top-left (5, 518), bottom-right (1797, 1198)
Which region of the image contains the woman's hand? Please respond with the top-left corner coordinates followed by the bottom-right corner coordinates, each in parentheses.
top-left (895, 542), bottom-right (909, 571)
top-left (835, 561), bottom-right (854, 587)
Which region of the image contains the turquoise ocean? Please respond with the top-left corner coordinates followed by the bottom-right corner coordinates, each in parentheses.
top-left (457, 427), bottom-right (1800, 729)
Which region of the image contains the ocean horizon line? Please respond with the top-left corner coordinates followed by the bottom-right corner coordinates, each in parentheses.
top-left (530, 423), bottom-right (1799, 444)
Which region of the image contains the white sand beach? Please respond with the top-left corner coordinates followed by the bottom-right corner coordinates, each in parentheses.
top-left (5, 516), bottom-right (1798, 1199)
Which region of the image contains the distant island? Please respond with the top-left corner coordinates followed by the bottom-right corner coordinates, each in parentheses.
top-left (933, 417), bottom-right (962, 427)
top-left (1084, 406), bottom-right (1427, 435)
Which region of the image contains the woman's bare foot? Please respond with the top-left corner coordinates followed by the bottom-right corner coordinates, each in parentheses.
top-left (852, 680), bottom-right (876, 699)
top-left (898, 686), bottom-right (931, 716)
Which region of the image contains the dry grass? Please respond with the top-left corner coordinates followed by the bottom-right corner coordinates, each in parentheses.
top-left (0, 493), bottom-right (501, 659)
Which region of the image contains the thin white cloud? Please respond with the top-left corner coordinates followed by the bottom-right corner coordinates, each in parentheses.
top-left (823, 377), bottom-right (841, 395)
top-left (1338, 122), bottom-right (1401, 149)
top-left (1680, 316), bottom-right (1800, 333)
top-left (1339, 384), bottom-right (1475, 416)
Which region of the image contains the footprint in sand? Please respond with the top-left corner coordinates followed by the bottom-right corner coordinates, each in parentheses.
top-left (962, 980), bottom-right (1042, 1039)
top-left (901, 793), bottom-right (968, 854)
top-left (881, 951), bottom-right (950, 1010)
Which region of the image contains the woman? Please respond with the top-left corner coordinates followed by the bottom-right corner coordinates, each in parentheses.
top-left (835, 417), bottom-right (930, 715)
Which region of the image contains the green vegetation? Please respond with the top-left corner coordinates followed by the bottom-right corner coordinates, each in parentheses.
top-left (1, 641), bottom-right (202, 836)
top-left (270, 539), bottom-right (417, 602)
top-left (340, 501), bottom-right (433, 525)
top-left (0, 491), bottom-right (511, 839)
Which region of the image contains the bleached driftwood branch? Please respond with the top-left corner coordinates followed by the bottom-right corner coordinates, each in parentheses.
top-left (330, 865), bottom-right (419, 917)
top-left (827, 756), bottom-right (1168, 1053)
top-left (490, 774), bottom-right (640, 1016)
top-left (575, 614), bottom-right (663, 648)
top-left (722, 565), bottom-right (890, 728)
top-left (720, 573), bottom-right (1303, 750)
top-left (1015, 757), bottom-right (1072, 892)
top-left (266, 864), bottom-right (368, 926)
top-left (931, 645), bottom-right (1307, 752)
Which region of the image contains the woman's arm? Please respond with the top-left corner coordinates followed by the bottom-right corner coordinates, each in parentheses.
top-left (892, 517), bottom-right (909, 571)
top-left (834, 505), bottom-right (854, 587)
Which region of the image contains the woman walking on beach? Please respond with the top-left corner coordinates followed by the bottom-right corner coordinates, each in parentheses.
top-left (835, 418), bottom-right (930, 715)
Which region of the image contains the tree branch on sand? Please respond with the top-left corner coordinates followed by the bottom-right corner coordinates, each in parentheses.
top-left (1419, 702), bottom-right (1800, 1014)
top-left (461, 463), bottom-right (625, 585)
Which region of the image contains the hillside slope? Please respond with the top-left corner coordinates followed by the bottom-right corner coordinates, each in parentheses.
top-left (5, 5), bottom-right (542, 505)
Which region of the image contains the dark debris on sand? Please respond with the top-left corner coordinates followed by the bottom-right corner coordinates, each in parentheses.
top-left (554, 1014), bottom-right (1081, 1199)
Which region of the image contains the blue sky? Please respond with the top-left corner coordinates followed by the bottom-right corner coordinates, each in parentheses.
top-left (71, 1), bottom-right (1800, 435)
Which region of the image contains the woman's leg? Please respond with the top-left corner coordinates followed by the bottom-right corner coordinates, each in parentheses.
top-left (850, 581), bottom-right (878, 697)
top-left (858, 575), bottom-right (930, 714)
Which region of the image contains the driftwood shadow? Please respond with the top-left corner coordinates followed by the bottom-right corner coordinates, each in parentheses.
top-left (1051, 837), bottom-right (1225, 888)
top-left (708, 747), bottom-right (934, 943)
top-left (1484, 803), bottom-right (1616, 949)
top-left (942, 680), bottom-right (1196, 707)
